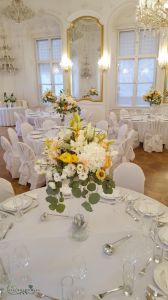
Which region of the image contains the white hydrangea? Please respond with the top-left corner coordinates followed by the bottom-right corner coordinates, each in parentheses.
top-left (48, 181), bottom-right (56, 189)
top-left (58, 128), bottom-right (72, 141)
top-left (78, 142), bottom-right (106, 172)
top-left (77, 163), bottom-right (84, 174)
top-left (78, 172), bottom-right (88, 181)
top-left (70, 131), bottom-right (87, 154)
top-left (53, 172), bottom-right (61, 182)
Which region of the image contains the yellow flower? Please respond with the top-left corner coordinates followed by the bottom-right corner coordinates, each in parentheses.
top-left (96, 168), bottom-right (106, 181)
top-left (70, 113), bottom-right (81, 133)
top-left (58, 152), bottom-right (78, 164)
top-left (103, 155), bottom-right (112, 169)
top-left (44, 138), bottom-right (54, 149)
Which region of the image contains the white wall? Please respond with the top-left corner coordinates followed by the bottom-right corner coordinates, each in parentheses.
top-left (0, 0), bottom-right (165, 122)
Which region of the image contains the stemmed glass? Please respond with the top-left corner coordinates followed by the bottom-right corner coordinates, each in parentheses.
top-left (71, 256), bottom-right (87, 299)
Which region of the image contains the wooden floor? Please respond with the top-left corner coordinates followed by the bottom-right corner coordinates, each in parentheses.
top-left (0, 126), bottom-right (168, 206)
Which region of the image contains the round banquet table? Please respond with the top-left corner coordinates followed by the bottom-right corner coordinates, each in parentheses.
top-left (121, 116), bottom-right (168, 144)
top-left (0, 107), bottom-right (25, 126)
top-left (2, 187), bottom-right (168, 300)
top-left (26, 112), bottom-right (61, 127)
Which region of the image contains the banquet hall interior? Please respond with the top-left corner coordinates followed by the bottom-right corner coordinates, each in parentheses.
top-left (0, 0), bottom-right (168, 299)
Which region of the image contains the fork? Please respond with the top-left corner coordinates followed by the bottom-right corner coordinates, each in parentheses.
top-left (139, 257), bottom-right (153, 275)
top-left (93, 285), bottom-right (123, 299)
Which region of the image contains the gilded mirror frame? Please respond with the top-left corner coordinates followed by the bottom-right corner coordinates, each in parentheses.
top-left (67, 16), bottom-right (104, 102)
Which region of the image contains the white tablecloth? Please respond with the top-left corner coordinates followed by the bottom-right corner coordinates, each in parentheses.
top-left (121, 116), bottom-right (168, 144)
top-left (0, 107), bottom-right (25, 126)
top-left (26, 112), bottom-right (61, 127)
top-left (2, 187), bottom-right (168, 299)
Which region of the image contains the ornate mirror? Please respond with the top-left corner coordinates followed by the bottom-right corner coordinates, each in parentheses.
top-left (67, 16), bottom-right (103, 102)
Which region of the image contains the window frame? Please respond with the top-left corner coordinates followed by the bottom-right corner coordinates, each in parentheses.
top-left (116, 29), bottom-right (158, 107)
top-left (35, 37), bottom-right (63, 100)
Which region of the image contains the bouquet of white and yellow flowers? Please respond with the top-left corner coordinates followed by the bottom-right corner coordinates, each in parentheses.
top-left (54, 91), bottom-right (81, 121)
top-left (143, 89), bottom-right (162, 106)
top-left (42, 90), bottom-right (57, 103)
top-left (35, 114), bottom-right (115, 213)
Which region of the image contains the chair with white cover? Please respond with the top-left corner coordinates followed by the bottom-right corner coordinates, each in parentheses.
top-left (85, 111), bottom-right (93, 123)
top-left (108, 112), bottom-right (119, 138)
top-left (96, 120), bottom-right (108, 132)
top-left (109, 111), bottom-right (118, 123)
top-left (143, 120), bottom-right (163, 153)
top-left (17, 142), bottom-right (45, 190)
top-left (113, 162), bottom-right (145, 194)
top-left (8, 128), bottom-right (19, 154)
top-left (127, 129), bottom-right (140, 149)
top-left (21, 122), bottom-right (33, 144)
top-left (120, 109), bottom-right (129, 119)
top-left (0, 136), bottom-right (20, 178)
top-left (34, 118), bottom-right (44, 129)
top-left (43, 119), bottom-right (56, 129)
top-left (0, 178), bottom-right (15, 202)
top-left (117, 124), bottom-right (128, 143)
top-left (14, 112), bottom-right (26, 136)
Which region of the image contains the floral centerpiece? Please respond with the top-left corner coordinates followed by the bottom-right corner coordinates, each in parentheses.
top-left (35, 113), bottom-right (115, 213)
top-left (143, 89), bottom-right (162, 106)
top-left (42, 90), bottom-right (57, 103)
top-left (54, 91), bottom-right (81, 121)
top-left (89, 87), bottom-right (98, 96)
top-left (9, 93), bottom-right (17, 104)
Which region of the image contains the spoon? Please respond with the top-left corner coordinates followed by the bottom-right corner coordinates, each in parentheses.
top-left (40, 212), bottom-right (70, 222)
top-left (34, 291), bottom-right (59, 300)
top-left (93, 285), bottom-right (123, 299)
top-left (103, 234), bottom-right (132, 256)
top-left (147, 285), bottom-right (168, 299)
top-left (138, 257), bottom-right (153, 275)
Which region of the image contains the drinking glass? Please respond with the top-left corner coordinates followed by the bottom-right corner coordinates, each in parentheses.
top-left (71, 256), bottom-right (87, 299)
top-left (153, 244), bottom-right (163, 264)
top-left (0, 255), bottom-right (9, 299)
top-left (13, 197), bottom-right (24, 221)
top-left (123, 261), bottom-right (135, 296)
top-left (61, 276), bottom-right (73, 300)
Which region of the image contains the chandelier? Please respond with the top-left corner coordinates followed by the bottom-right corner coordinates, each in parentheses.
top-left (0, 35), bottom-right (17, 73)
top-left (136, 0), bottom-right (168, 30)
top-left (3, 0), bottom-right (35, 23)
top-left (80, 56), bottom-right (91, 79)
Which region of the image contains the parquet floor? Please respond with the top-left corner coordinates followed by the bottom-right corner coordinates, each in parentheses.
top-left (0, 126), bottom-right (167, 206)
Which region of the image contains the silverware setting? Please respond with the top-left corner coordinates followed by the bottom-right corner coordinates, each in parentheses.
top-left (93, 285), bottom-right (124, 299)
top-left (40, 212), bottom-right (71, 222)
top-left (1, 223), bottom-right (13, 240)
top-left (138, 257), bottom-right (153, 276)
top-left (23, 201), bottom-right (39, 214)
top-left (103, 234), bottom-right (132, 256)
top-left (34, 290), bottom-right (59, 300)
top-left (100, 199), bottom-right (116, 206)
top-left (146, 285), bottom-right (168, 299)
top-left (125, 206), bottom-right (140, 222)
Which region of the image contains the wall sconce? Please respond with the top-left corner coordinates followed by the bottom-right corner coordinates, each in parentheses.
top-left (98, 54), bottom-right (110, 71)
top-left (60, 54), bottom-right (72, 72)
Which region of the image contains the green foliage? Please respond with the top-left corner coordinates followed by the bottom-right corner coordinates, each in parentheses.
top-left (87, 182), bottom-right (96, 192)
top-left (82, 201), bottom-right (93, 212)
top-left (89, 193), bottom-right (100, 204)
top-left (72, 187), bottom-right (82, 198)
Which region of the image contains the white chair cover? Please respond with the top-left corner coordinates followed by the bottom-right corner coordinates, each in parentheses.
top-left (0, 136), bottom-right (20, 178)
top-left (0, 178), bottom-right (15, 202)
top-left (127, 129), bottom-right (140, 149)
top-left (43, 120), bottom-right (56, 129)
top-left (96, 120), bottom-right (108, 132)
top-left (108, 112), bottom-right (119, 139)
top-left (8, 128), bottom-right (19, 154)
top-left (117, 124), bottom-right (128, 143)
top-left (17, 142), bottom-right (45, 189)
top-left (120, 109), bottom-right (129, 119)
top-left (143, 121), bottom-right (163, 153)
top-left (14, 112), bottom-right (26, 136)
top-left (21, 122), bottom-right (33, 144)
top-left (34, 118), bottom-right (44, 129)
top-left (113, 162), bottom-right (145, 194)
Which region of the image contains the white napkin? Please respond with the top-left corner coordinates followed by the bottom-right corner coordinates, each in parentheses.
top-left (158, 212), bottom-right (168, 223)
top-left (161, 268), bottom-right (168, 290)
top-left (159, 227), bottom-right (168, 244)
top-left (139, 200), bottom-right (160, 215)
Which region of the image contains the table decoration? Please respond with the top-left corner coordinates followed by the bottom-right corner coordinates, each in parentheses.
top-left (143, 89), bottom-right (162, 106)
top-left (35, 113), bottom-right (115, 213)
top-left (54, 91), bottom-right (81, 122)
top-left (134, 199), bottom-right (165, 217)
top-left (42, 89), bottom-right (57, 104)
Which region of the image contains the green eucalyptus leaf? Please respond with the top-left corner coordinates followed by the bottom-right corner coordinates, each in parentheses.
top-left (89, 193), bottom-right (100, 204)
top-left (72, 181), bottom-right (79, 188)
top-left (46, 186), bottom-right (57, 195)
top-left (82, 201), bottom-right (93, 212)
top-left (56, 203), bottom-right (65, 213)
top-left (87, 182), bottom-right (96, 192)
top-left (80, 178), bottom-right (89, 186)
top-left (56, 181), bottom-right (62, 188)
top-left (46, 196), bottom-right (57, 204)
top-left (49, 203), bottom-right (57, 210)
top-left (81, 189), bottom-right (88, 198)
top-left (72, 187), bottom-right (82, 198)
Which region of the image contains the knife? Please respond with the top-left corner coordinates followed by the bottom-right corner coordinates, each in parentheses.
top-left (1, 223), bottom-right (13, 240)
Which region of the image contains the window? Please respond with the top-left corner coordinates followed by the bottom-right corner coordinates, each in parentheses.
top-left (117, 30), bottom-right (158, 107)
top-left (36, 38), bottom-right (63, 98)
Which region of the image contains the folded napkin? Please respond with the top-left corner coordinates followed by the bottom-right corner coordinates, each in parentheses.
top-left (158, 212), bottom-right (168, 223)
top-left (139, 200), bottom-right (160, 215)
top-left (159, 227), bottom-right (168, 244)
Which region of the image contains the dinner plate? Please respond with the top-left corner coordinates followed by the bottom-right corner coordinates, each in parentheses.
top-left (31, 135), bottom-right (43, 139)
top-left (158, 226), bottom-right (168, 246)
top-left (134, 199), bottom-right (165, 216)
top-left (99, 188), bottom-right (121, 200)
top-left (153, 261), bottom-right (168, 296)
top-left (2, 196), bottom-right (32, 212)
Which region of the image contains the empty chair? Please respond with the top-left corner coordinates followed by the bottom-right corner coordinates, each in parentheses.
top-left (109, 111), bottom-right (117, 123)
top-left (14, 112), bottom-right (26, 136)
top-left (117, 124), bottom-right (128, 143)
top-left (120, 109), bottom-right (129, 119)
top-left (0, 178), bottom-right (15, 202)
top-left (43, 119), bottom-right (56, 129)
top-left (127, 129), bottom-right (140, 149)
top-left (108, 112), bottom-right (119, 138)
top-left (113, 162), bottom-right (145, 193)
top-left (17, 142), bottom-right (45, 190)
top-left (143, 120), bottom-right (163, 153)
top-left (96, 120), bottom-right (108, 132)
top-left (34, 118), bottom-right (44, 129)
top-left (21, 122), bottom-right (33, 144)
top-left (0, 136), bottom-right (20, 178)
top-left (8, 128), bottom-right (19, 154)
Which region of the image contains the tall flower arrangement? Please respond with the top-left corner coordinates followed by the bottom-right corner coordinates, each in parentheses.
top-left (54, 91), bottom-right (81, 121)
top-left (143, 89), bottom-right (162, 105)
top-left (35, 114), bottom-right (115, 213)
top-left (42, 90), bottom-right (57, 103)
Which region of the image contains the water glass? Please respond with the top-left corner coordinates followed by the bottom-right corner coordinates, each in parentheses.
top-left (0, 255), bottom-right (9, 299)
top-left (123, 261), bottom-right (135, 296)
top-left (153, 244), bottom-right (163, 263)
top-left (13, 198), bottom-right (24, 221)
top-left (61, 276), bottom-right (73, 300)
